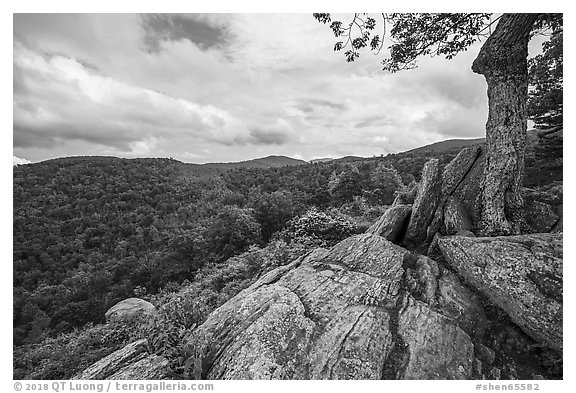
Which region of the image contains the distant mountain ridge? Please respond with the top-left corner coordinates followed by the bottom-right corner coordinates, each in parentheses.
top-left (202, 155), bottom-right (307, 170)
top-left (309, 158), bottom-right (334, 164)
top-left (404, 137), bottom-right (485, 155)
top-left (16, 135), bottom-right (523, 169)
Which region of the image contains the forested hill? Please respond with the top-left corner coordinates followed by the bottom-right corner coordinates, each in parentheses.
top-left (13, 129), bottom-right (561, 354)
top-left (203, 155), bottom-right (307, 170)
top-left (405, 137), bottom-right (485, 155)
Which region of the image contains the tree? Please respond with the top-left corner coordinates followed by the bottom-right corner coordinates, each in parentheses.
top-left (314, 13), bottom-right (562, 235)
top-left (203, 206), bottom-right (262, 261)
top-left (367, 163), bottom-right (405, 205)
top-left (528, 29), bottom-right (563, 129)
top-left (328, 164), bottom-right (362, 204)
top-left (248, 188), bottom-right (298, 242)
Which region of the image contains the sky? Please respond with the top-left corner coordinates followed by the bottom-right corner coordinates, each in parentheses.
top-left (13, 13), bottom-right (547, 164)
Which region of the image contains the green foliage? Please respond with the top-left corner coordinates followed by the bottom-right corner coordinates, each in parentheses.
top-left (13, 321), bottom-right (139, 380)
top-left (328, 164), bottom-right (362, 204)
top-left (523, 130), bottom-right (563, 188)
top-left (337, 197), bottom-right (389, 233)
top-left (12, 158), bottom-right (261, 346)
top-left (528, 28), bottom-right (563, 129)
top-left (537, 347), bottom-right (563, 377)
top-left (248, 188), bottom-right (299, 242)
top-left (277, 208), bottom-right (357, 248)
top-left (314, 13), bottom-right (491, 71)
top-left (365, 163), bottom-right (405, 205)
top-left (204, 206), bottom-right (262, 261)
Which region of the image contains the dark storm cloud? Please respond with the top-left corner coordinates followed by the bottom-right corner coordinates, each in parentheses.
top-left (13, 119), bottom-right (140, 150)
top-left (141, 14), bottom-right (228, 53)
top-left (245, 126), bottom-right (292, 146)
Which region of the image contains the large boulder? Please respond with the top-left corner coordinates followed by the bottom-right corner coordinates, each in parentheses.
top-left (105, 298), bottom-right (157, 324)
top-left (438, 233), bottom-right (563, 351)
top-left (404, 159), bottom-right (442, 248)
top-left (366, 204), bottom-right (412, 243)
top-left (186, 234), bottom-right (475, 379)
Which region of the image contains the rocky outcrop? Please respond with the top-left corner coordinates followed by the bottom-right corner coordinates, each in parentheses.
top-left (369, 146), bottom-right (486, 250)
top-left (523, 183), bottom-right (563, 233)
top-left (442, 146), bottom-right (482, 196)
top-left (393, 185), bottom-right (417, 205)
top-left (366, 204), bottom-right (411, 242)
top-left (105, 298), bottom-right (157, 324)
top-left (438, 233), bottom-right (563, 351)
top-left (73, 339), bottom-right (145, 379)
top-left (450, 147), bottom-right (485, 230)
top-left (185, 234), bottom-right (476, 380)
top-left (436, 271), bottom-right (487, 339)
top-left (72, 339), bottom-right (168, 380)
top-left (524, 200), bottom-right (559, 233)
top-left (404, 159), bottom-right (442, 248)
top-left (443, 196), bottom-right (473, 235)
top-left (397, 296), bottom-right (474, 379)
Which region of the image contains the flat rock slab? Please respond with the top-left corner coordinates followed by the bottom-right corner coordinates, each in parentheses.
top-left (438, 233), bottom-right (563, 351)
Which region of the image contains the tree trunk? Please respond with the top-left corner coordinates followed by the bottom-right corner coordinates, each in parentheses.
top-left (472, 13), bottom-right (538, 236)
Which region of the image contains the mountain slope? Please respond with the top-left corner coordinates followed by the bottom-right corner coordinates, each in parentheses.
top-left (405, 138), bottom-right (485, 155)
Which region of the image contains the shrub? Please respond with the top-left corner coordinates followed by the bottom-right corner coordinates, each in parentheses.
top-left (13, 321), bottom-right (140, 380)
top-left (277, 207), bottom-right (357, 248)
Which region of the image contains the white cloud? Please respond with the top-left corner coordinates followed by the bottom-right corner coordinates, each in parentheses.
top-left (13, 156), bottom-right (32, 166)
top-left (13, 13), bottom-right (497, 163)
top-left (13, 42), bottom-right (253, 152)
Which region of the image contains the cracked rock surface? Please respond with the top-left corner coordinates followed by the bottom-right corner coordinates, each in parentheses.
top-left (438, 233), bottom-right (563, 351)
top-left (186, 234), bottom-right (475, 379)
top-left (71, 339), bottom-right (168, 380)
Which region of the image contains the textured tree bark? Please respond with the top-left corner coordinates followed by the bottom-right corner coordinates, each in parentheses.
top-left (472, 13), bottom-right (539, 236)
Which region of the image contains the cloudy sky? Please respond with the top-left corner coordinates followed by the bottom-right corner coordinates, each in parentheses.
top-left (13, 13), bottom-right (545, 164)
